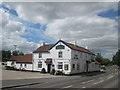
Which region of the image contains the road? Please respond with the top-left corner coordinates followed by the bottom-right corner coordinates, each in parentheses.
top-left (1, 66), bottom-right (119, 90)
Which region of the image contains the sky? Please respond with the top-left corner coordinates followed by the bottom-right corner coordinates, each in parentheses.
top-left (0, 1), bottom-right (119, 60)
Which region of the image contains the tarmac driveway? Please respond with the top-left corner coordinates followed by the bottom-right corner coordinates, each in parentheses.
top-left (1, 65), bottom-right (65, 80)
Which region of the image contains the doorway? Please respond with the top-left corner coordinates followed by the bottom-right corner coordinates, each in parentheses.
top-left (47, 64), bottom-right (51, 73)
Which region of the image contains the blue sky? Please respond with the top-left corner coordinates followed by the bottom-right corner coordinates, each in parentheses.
top-left (1, 4), bottom-right (55, 44)
top-left (98, 9), bottom-right (118, 19)
top-left (1, 4), bottom-right (118, 44)
top-left (1, 2), bottom-right (118, 59)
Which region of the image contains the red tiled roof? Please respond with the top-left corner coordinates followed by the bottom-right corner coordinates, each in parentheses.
top-left (66, 43), bottom-right (95, 55)
top-left (33, 44), bottom-right (54, 53)
top-left (8, 54), bottom-right (32, 63)
top-left (33, 40), bottom-right (94, 55)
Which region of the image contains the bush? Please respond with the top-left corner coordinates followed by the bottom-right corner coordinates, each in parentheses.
top-left (50, 69), bottom-right (55, 75)
top-left (5, 66), bottom-right (15, 70)
top-left (41, 68), bottom-right (46, 73)
top-left (55, 70), bottom-right (64, 75)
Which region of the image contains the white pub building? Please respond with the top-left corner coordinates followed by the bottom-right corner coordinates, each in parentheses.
top-left (32, 40), bottom-right (100, 74)
top-left (6, 40), bottom-right (100, 75)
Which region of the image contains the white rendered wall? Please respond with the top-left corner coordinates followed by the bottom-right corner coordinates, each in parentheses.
top-left (16, 63), bottom-right (32, 71)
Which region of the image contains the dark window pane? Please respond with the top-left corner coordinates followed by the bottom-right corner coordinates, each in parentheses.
top-left (56, 45), bottom-right (65, 49)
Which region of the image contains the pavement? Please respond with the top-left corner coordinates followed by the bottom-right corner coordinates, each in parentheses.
top-left (1, 65), bottom-right (119, 89)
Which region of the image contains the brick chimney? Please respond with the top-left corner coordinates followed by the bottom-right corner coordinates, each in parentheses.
top-left (43, 41), bottom-right (45, 46)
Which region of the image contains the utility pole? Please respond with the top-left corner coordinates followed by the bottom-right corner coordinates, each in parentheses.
top-left (14, 45), bottom-right (17, 51)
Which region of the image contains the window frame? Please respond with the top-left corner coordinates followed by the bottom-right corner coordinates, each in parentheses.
top-left (77, 64), bottom-right (80, 70)
top-left (39, 53), bottom-right (42, 58)
top-left (58, 62), bottom-right (63, 69)
top-left (38, 61), bottom-right (42, 68)
top-left (64, 64), bottom-right (69, 70)
top-left (58, 51), bottom-right (63, 58)
top-left (72, 64), bottom-right (75, 70)
top-left (56, 45), bottom-right (65, 49)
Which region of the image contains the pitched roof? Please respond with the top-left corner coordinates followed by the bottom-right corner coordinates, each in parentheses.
top-left (50, 40), bottom-right (95, 55)
top-left (8, 54), bottom-right (32, 63)
top-left (33, 44), bottom-right (54, 53)
top-left (66, 43), bottom-right (95, 55)
top-left (33, 40), bottom-right (95, 55)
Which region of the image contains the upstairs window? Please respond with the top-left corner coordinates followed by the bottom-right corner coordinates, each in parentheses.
top-left (58, 51), bottom-right (63, 58)
top-left (56, 45), bottom-right (65, 49)
top-left (39, 53), bottom-right (42, 58)
top-left (74, 55), bottom-right (78, 59)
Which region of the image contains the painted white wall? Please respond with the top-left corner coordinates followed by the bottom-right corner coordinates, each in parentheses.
top-left (32, 41), bottom-right (100, 74)
top-left (16, 63), bottom-right (32, 71)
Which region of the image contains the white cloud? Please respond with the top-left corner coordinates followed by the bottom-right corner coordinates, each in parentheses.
top-left (1, 2), bottom-right (118, 59)
top-left (2, 12), bottom-right (39, 53)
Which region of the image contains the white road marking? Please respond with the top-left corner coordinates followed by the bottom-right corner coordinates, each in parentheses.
top-left (63, 85), bottom-right (72, 88)
top-left (93, 80), bottom-right (104, 85)
top-left (107, 76), bottom-right (113, 79)
top-left (82, 87), bottom-right (86, 88)
top-left (81, 79), bottom-right (94, 84)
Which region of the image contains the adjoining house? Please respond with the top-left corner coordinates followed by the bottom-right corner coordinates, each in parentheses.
top-left (6, 54), bottom-right (33, 71)
top-left (33, 40), bottom-right (100, 74)
top-left (6, 40), bottom-right (100, 75)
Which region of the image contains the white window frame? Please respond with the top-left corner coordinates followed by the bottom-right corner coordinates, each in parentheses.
top-left (58, 51), bottom-right (63, 58)
top-left (39, 53), bottom-right (42, 58)
top-left (38, 61), bottom-right (42, 68)
top-left (58, 62), bottom-right (63, 69)
top-left (64, 64), bottom-right (69, 70)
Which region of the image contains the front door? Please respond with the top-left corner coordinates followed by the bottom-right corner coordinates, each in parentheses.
top-left (47, 64), bottom-right (51, 73)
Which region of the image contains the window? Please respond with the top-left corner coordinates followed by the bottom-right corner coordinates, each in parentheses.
top-left (39, 53), bottom-right (42, 58)
top-left (56, 45), bottom-right (65, 49)
top-left (11, 62), bottom-right (14, 65)
top-left (58, 62), bottom-right (63, 69)
top-left (58, 51), bottom-right (63, 58)
top-left (77, 64), bottom-right (80, 70)
top-left (20, 64), bottom-right (22, 67)
top-left (72, 64), bottom-right (75, 70)
top-left (25, 64), bottom-right (27, 67)
top-left (38, 61), bottom-right (42, 68)
top-left (74, 55), bottom-right (78, 59)
top-left (64, 64), bottom-right (69, 70)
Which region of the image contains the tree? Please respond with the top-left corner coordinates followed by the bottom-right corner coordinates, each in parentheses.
top-left (2, 50), bottom-right (24, 62)
top-left (102, 58), bottom-right (111, 66)
top-left (112, 49), bottom-right (120, 67)
top-left (2, 50), bottom-right (11, 61)
top-left (95, 53), bottom-right (103, 64)
top-left (12, 50), bottom-right (24, 56)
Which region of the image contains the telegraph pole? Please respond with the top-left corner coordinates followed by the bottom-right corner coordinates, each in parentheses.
top-left (14, 45), bottom-right (17, 51)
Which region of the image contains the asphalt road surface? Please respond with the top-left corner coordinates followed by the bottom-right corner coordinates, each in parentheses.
top-left (1, 66), bottom-right (119, 90)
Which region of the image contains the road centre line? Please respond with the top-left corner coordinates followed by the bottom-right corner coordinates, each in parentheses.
top-left (63, 85), bottom-right (72, 88)
top-left (93, 80), bottom-right (104, 85)
top-left (107, 76), bottom-right (113, 79)
top-left (82, 87), bottom-right (86, 88)
top-left (81, 79), bottom-right (94, 84)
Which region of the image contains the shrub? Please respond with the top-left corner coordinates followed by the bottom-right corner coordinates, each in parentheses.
top-left (55, 70), bottom-right (64, 75)
top-left (50, 69), bottom-right (55, 75)
top-left (41, 68), bottom-right (46, 73)
top-left (5, 66), bottom-right (15, 70)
